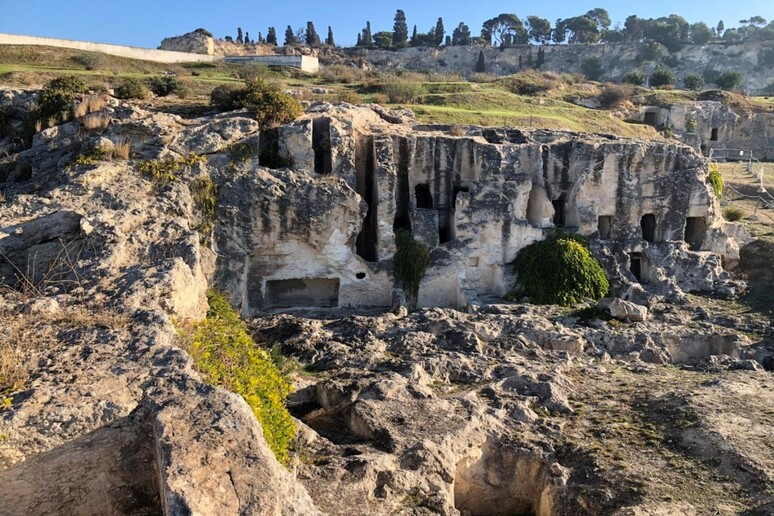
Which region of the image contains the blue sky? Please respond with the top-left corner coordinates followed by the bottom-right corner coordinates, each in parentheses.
top-left (1, 1), bottom-right (773, 48)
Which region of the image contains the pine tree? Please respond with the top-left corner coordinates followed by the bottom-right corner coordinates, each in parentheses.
top-left (393, 10), bottom-right (409, 47)
top-left (362, 21), bottom-right (373, 48)
top-left (284, 25), bottom-right (298, 46)
top-left (717, 20), bottom-right (725, 37)
top-left (236, 27), bottom-right (244, 44)
top-left (306, 21), bottom-right (321, 46)
top-left (434, 18), bottom-right (445, 46)
top-left (326, 26), bottom-right (335, 46)
top-left (266, 27), bottom-right (277, 46)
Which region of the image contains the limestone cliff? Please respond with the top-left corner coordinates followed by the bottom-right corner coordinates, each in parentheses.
top-left (343, 41), bottom-right (774, 93)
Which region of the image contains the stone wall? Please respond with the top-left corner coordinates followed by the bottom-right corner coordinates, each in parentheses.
top-left (346, 41), bottom-right (774, 93)
top-left (0, 33), bottom-right (215, 63)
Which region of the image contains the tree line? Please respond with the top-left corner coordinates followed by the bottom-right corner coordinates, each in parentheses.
top-left (220, 9), bottom-right (774, 51)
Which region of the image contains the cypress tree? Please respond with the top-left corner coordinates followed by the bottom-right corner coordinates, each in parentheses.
top-left (266, 27), bottom-right (277, 46)
top-left (236, 27), bottom-right (244, 44)
top-left (357, 33), bottom-right (362, 46)
top-left (410, 25), bottom-right (418, 46)
top-left (393, 10), bottom-right (409, 47)
top-left (362, 21), bottom-right (373, 48)
top-left (475, 50), bottom-right (486, 73)
top-left (434, 18), bottom-right (445, 46)
top-left (306, 21), bottom-right (321, 46)
top-left (284, 25), bottom-right (298, 46)
top-left (244, 32), bottom-right (250, 46)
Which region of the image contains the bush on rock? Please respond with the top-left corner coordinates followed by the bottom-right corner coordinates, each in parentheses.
top-left (511, 231), bottom-right (609, 306)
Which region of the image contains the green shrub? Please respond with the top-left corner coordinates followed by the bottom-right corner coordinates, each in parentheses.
top-left (723, 207), bottom-right (744, 221)
top-left (114, 78), bottom-right (150, 100)
top-left (394, 229), bottom-right (430, 307)
top-left (335, 90), bottom-right (362, 104)
top-left (715, 71), bottom-right (744, 91)
top-left (686, 119), bottom-right (698, 133)
top-left (650, 67), bottom-right (676, 87)
top-left (511, 231), bottom-right (609, 306)
top-left (38, 75), bottom-right (88, 121)
top-left (683, 73), bottom-right (705, 91)
top-left (637, 41), bottom-right (661, 62)
top-left (186, 291), bottom-right (295, 463)
top-left (621, 70), bottom-right (646, 86)
top-left (502, 71), bottom-right (561, 96)
top-left (598, 83), bottom-right (634, 108)
top-left (72, 52), bottom-right (107, 71)
top-left (708, 164), bottom-right (723, 198)
top-left (580, 57), bottom-right (604, 81)
top-left (147, 75), bottom-right (187, 97)
top-left (210, 79), bottom-right (302, 129)
top-left (137, 154), bottom-right (206, 184)
top-left (380, 81), bottom-right (425, 103)
top-left (210, 84), bottom-right (246, 111)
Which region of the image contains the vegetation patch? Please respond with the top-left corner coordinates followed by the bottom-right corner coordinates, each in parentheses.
top-left (394, 229), bottom-right (430, 307)
top-left (181, 291), bottom-right (295, 463)
top-left (510, 231), bottom-right (609, 306)
top-left (147, 75), bottom-right (188, 97)
top-left (708, 164), bottom-right (724, 198)
top-left (114, 78), bottom-right (150, 100)
top-left (723, 207), bottom-right (744, 221)
top-left (190, 176), bottom-right (219, 245)
top-left (137, 154), bottom-right (206, 184)
top-left (38, 75), bottom-right (88, 122)
top-left (210, 78), bottom-right (302, 129)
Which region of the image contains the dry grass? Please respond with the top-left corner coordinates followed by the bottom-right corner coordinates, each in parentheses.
top-left (448, 125), bottom-right (465, 136)
top-left (0, 304), bottom-right (130, 396)
top-left (111, 137), bottom-right (131, 160)
top-left (81, 113), bottom-right (110, 131)
top-left (74, 93), bottom-right (109, 118)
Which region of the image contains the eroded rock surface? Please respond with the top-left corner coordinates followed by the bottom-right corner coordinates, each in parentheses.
top-left (0, 89), bottom-right (770, 515)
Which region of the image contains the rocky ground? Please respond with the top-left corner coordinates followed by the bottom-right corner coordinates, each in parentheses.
top-left (250, 298), bottom-right (773, 515)
top-left (0, 87), bottom-right (772, 515)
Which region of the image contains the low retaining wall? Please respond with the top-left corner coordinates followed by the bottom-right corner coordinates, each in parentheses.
top-left (0, 33), bottom-right (215, 64)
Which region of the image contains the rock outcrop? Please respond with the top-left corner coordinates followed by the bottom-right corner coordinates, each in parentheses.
top-left (211, 104), bottom-right (745, 314)
top-left (159, 29), bottom-right (215, 55)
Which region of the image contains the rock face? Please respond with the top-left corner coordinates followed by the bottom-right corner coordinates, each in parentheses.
top-left (343, 41), bottom-right (774, 93)
top-left (0, 93), bottom-right (319, 514)
top-left (0, 89), bottom-right (769, 515)
top-left (212, 103), bottom-right (744, 314)
top-left (159, 29), bottom-right (215, 55)
top-left (627, 99), bottom-right (774, 162)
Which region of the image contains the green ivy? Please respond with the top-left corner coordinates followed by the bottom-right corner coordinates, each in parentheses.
top-left (511, 231), bottom-right (609, 306)
top-left (187, 291), bottom-right (295, 464)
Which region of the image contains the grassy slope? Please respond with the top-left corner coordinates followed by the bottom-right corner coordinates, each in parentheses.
top-left (2, 44), bottom-right (769, 138)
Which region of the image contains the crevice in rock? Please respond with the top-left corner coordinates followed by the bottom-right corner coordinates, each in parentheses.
top-left (355, 134), bottom-right (378, 262)
top-left (312, 118), bottom-right (332, 175)
top-left (393, 137), bottom-right (411, 232)
top-left (258, 127), bottom-right (289, 169)
top-left (454, 442), bottom-right (556, 516)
